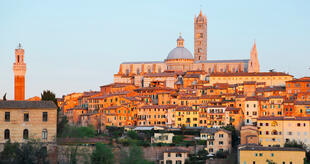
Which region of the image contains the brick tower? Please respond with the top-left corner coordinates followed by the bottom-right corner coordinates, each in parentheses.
top-left (194, 10), bottom-right (207, 61)
top-left (13, 43), bottom-right (26, 100)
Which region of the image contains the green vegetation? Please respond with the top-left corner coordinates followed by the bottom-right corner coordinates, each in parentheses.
top-left (120, 145), bottom-right (154, 164)
top-left (0, 140), bottom-right (49, 164)
top-left (41, 90), bottom-right (68, 137)
top-left (91, 143), bottom-right (114, 164)
top-left (61, 125), bottom-right (96, 138)
top-left (185, 149), bottom-right (209, 164)
top-left (284, 140), bottom-right (310, 164)
top-left (215, 150), bottom-right (229, 158)
top-left (106, 126), bottom-right (124, 138)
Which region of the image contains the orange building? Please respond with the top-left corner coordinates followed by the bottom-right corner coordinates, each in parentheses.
top-left (13, 43), bottom-right (26, 100)
top-left (286, 77), bottom-right (310, 99)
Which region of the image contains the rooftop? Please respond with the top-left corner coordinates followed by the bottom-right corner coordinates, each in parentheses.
top-left (0, 101), bottom-right (57, 109)
top-left (239, 145), bottom-right (305, 152)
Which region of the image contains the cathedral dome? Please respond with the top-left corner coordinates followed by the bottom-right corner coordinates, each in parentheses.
top-left (167, 47), bottom-right (193, 60)
top-left (166, 34), bottom-right (193, 60)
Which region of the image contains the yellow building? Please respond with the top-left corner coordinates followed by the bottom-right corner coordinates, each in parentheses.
top-left (175, 106), bottom-right (199, 128)
top-left (207, 72), bottom-right (293, 86)
top-left (239, 145), bottom-right (305, 164)
top-left (159, 148), bottom-right (189, 164)
top-left (258, 116), bottom-right (310, 147)
top-left (0, 101), bottom-right (57, 143)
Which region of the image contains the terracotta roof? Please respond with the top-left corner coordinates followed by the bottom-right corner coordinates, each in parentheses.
top-left (164, 148), bottom-right (189, 153)
top-left (226, 107), bottom-right (241, 111)
top-left (239, 145), bottom-right (304, 152)
top-left (140, 105), bottom-right (178, 109)
top-left (201, 128), bottom-right (231, 134)
top-left (176, 106), bottom-right (195, 111)
top-left (210, 72), bottom-right (292, 77)
top-left (184, 74), bottom-right (200, 78)
top-left (287, 77), bottom-right (310, 83)
top-left (144, 72), bottom-right (176, 77)
top-left (0, 101), bottom-right (57, 109)
top-left (258, 116), bottom-right (310, 121)
top-left (295, 101), bottom-right (310, 105)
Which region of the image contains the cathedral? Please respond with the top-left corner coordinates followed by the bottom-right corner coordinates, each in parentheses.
top-left (114, 10), bottom-right (260, 88)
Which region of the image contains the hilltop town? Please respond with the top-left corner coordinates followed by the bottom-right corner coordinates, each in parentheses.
top-left (1, 10), bottom-right (309, 164)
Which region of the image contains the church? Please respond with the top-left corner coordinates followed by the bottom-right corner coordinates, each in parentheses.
top-left (114, 10), bottom-right (260, 88)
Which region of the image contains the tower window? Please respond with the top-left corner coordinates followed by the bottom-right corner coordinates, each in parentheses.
top-left (199, 33), bottom-right (203, 38)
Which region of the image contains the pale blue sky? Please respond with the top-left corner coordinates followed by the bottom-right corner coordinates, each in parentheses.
top-left (0, 0), bottom-right (309, 99)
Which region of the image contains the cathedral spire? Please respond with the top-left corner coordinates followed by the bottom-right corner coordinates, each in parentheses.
top-left (249, 40), bottom-right (260, 72)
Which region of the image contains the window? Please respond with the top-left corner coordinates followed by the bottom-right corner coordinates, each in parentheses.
top-left (4, 129), bottom-right (10, 140)
top-left (219, 134), bottom-right (224, 138)
top-left (42, 129), bottom-right (48, 140)
top-left (219, 141), bottom-right (223, 145)
top-left (271, 153), bottom-right (274, 157)
top-left (168, 153), bottom-right (171, 157)
top-left (259, 153), bottom-right (263, 157)
top-left (176, 161), bottom-right (182, 164)
top-left (24, 113), bottom-right (29, 122)
top-left (255, 153), bottom-right (258, 156)
top-left (297, 123), bottom-right (301, 127)
top-left (23, 129), bottom-right (29, 139)
top-left (5, 112), bottom-right (10, 122)
top-left (209, 148), bottom-right (213, 152)
top-left (176, 153), bottom-right (182, 157)
top-left (166, 160), bottom-right (172, 164)
top-left (253, 162), bottom-right (255, 164)
top-left (43, 112), bottom-right (48, 122)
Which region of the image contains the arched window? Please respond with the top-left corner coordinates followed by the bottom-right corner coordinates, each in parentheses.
top-left (23, 129), bottom-right (29, 139)
top-left (4, 129), bottom-right (10, 140)
top-left (42, 129), bottom-right (48, 140)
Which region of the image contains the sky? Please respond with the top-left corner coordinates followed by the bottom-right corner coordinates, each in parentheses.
top-left (0, 0), bottom-right (309, 99)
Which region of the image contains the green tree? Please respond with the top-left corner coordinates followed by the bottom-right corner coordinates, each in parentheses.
top-left (127, 130), bottom-right (139, 140)
top-left (91, 143), bottom-right (114, 164)
top-left (120, 146), bottom-right (153, 164)
top-left (41, 90), bottom-right (68, 137)
top-left (0, 140), bottom-right (49, 164)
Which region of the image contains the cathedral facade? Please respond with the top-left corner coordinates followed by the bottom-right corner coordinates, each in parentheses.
top-left (114, 11), bottom-right (260, 88)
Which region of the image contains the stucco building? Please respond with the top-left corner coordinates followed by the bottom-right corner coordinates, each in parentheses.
top-left (238, 145), bottom-right (305, 164)
top-left (0, 101), bottom-right (57, 143)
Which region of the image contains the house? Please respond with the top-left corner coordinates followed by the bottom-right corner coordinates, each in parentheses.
top-left (238, 145), bottom-right (305, 164)
top-left (0, 101), bottom-right (57, 143)
top-left (159, 148), bottom-right (189, 164)
top-left (200, 128), bottom-right (232, 154)
top-left (152, 133), bottom-right (174, 144)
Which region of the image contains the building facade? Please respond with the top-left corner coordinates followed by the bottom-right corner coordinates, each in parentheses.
top-left (0, 101), bottom-right (57, 143)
